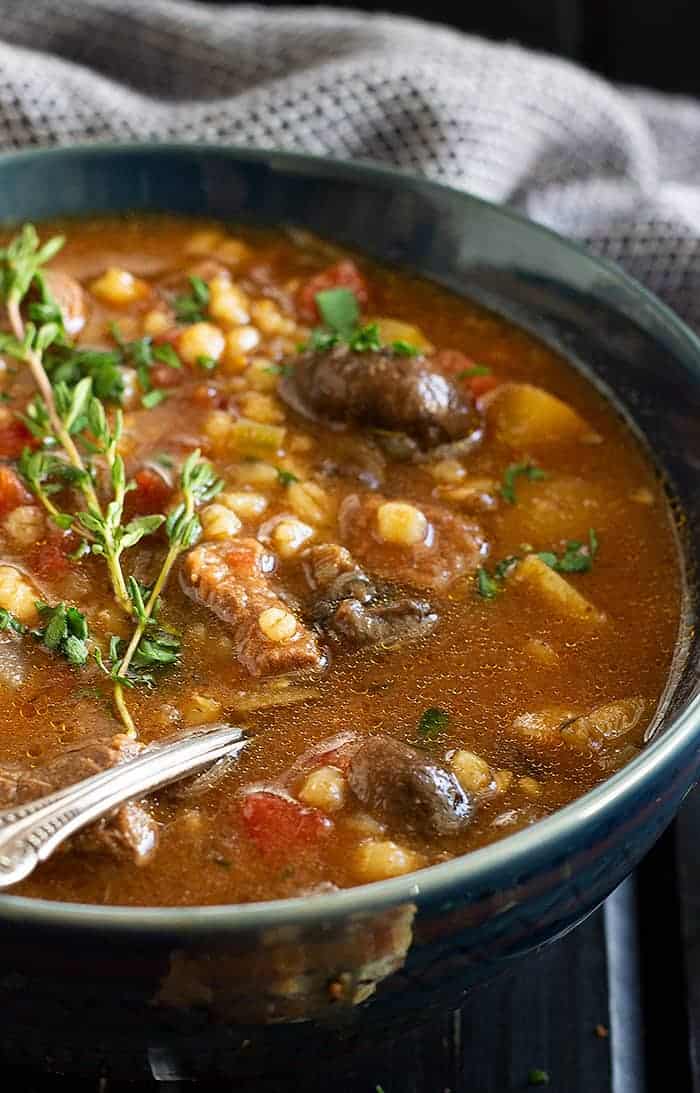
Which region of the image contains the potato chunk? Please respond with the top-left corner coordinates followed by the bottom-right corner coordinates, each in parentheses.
top-left (510, 706), bottom-right (580, 748)
top-left (0, 565), bottom-right (39, 625)
top-left (486, 383), bottom-right (589, 447)
top-left (497, 474), bottom-right (608, 552)
top-left (561, 698), bottom-right (648, 751)
top-left (512, 554), bottom-right (605, 627)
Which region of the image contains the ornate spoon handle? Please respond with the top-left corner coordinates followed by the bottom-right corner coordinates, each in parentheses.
top-left (0, 724), bottom-right (247, 889)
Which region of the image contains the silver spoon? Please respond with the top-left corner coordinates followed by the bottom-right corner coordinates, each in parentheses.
top-left (0, 724), bottom-right (248, 890)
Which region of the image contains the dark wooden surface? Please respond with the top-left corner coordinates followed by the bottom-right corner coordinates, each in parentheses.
top-left (5, 803), bottom-right (700, 1088)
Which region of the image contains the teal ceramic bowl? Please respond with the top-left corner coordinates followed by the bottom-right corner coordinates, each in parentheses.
top-left (1, 145), bottom-right (699, 1078)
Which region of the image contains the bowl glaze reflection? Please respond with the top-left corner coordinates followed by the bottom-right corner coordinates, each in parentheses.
top-left (0, 144), bottom-right (699, 1078)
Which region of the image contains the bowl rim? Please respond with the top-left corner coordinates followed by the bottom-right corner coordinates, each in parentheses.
top-left (1, 139), bottom-right (699, 933)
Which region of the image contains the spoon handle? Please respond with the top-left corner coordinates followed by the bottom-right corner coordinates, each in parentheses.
top-left (0, 724), bottom-right (247, 889)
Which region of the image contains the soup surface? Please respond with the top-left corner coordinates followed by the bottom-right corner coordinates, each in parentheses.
top-left (0, 216), bottom-right (682, 906)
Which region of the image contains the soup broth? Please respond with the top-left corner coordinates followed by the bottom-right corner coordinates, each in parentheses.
top-left (0, 216), bottom-right (681, 906)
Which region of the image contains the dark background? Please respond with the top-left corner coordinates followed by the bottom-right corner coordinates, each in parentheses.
top-left (206, 1), bottom-right (697, 96)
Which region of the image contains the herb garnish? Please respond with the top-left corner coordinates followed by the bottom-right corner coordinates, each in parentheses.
top-left (476, 566), bottom-right (501, 600)
top-left (316, 287), bottom-right (360, 338)
top-left (110, 325), bottom-right (180, 405)
top-left (277, 468), bottom-right (299, 486)
top-left (43, 345), bottom-right (125, 403)
top-left (418, 707), bottom-right (450, 739)
top-left (142, 389), bottom-right (169, 409)
top-left (35, 602), bottom-right (90, 665)
top-left (173, 275), bottom-right (210, 324)
top-left (500, 462), bottom-right (547, 505)
top-left (197, 354), bottom-right (217, 371)
top-left (0, 602), bottom-right (91, 666)
top-left (537, 529), bottom-right (598, 573)
top-left (476, 535), bottom-right (598, 598)
top-left (1, 224), bottom-right (221, 737)
top-left (457, 363), bottom-right (491, 380)
top-left (0, 608), bottom-right (26, 636)
top-left (106, 450), bottom-right (221, 721)
top-left (306, 287), bottom-right (419, 357)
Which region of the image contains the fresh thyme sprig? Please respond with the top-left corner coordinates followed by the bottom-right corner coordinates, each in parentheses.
top-left (1, 224), bottom-right (191, 735)
top-left (0, 227), bottom-right (136, 617)
top-left (0, 602), bottom-right (91, 667)
top-left (108, 450), bottom-right (222, 732)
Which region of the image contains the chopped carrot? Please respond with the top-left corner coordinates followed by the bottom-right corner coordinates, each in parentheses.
top-left (128, 468), bottom-right (173, 516)
top-left (0, 421), bottom-right (35, 460)
top-left (0, 465), bottom-right (31, 515)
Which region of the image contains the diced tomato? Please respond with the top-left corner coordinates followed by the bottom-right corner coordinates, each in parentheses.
top-left (296, 260), bottom-right (369, 323)
top-left (128, 468), bottom-right (173, 516)
top-left (432, 349), bottom-right (501, 399)
top-left (0, 464), bottom-right (31, 515)
top-left (240, 792), bottom-right (333, 856)
top-left (0, 421), bottom-right (34, 460)
top-left (469, 373), bottom-right (501, 398)
top-left (431, 348), bottom-right (471, 378)
top-left (28, 537), bottom-right (74, 580)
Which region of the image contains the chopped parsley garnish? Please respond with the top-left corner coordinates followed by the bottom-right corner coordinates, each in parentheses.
top-left (197, 354), bottom-right (217, 371)
top-left (477, 533), bottom-right (598, 599)
top-left (537, 528), bottom-right (598, 573)
top-left (391, 339), bottom-right (419, 357)
top-left (315, 287), bottom-right (360, 339)
top-left (348, 322), bottom-right (382, 352)
top-left (173, 275), bottom-right (210, 324)
top-left (107, 329), bottom-right (179, 400)
top-left (305, 287), bottom-right (421, 357)
top-left (457, 363), bottom-right (491, 380)
top-left (477, 566), bottom-right (501, 599)
top-left (500, 462), bottom-right (547, 505)
top-left (142, 388), bottom-right (168, 409)
top-left (44, 344), bottom-right (124, 403)
top-left (152, 343), bottom-right (182, 370)
top-left (277, 468), bottom-right (299, 486)
top-left (418, 707), bottom-right (450, 739)
top-left (307, 327), bottom-right (340, 352)
top-left (263, 363), bottom-right (295, 377)
top-left (0, 608), bottom-right (26, 636)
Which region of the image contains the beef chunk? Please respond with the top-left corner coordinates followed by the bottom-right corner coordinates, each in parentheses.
top-left (316, 435), bottom-right (386, 490)
top-left (280, 345), bottom-right (479, 449)
top-left (0, 736), bottom-right (141, 807)
top-left (182, 538), bottom-right (325, 677)
top-left (75, 800), bottom-right (158, 862)
top-left (305, 543), bottom-right (437, 648)
top-left (338, 493), bottom-right (487, 591)
top-left (0, 734), bottom-right (157, 864)
top-left (348, 736), bottom-right (473, 837)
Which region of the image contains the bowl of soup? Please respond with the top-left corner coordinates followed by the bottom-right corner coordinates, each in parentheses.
top-left (0, 144), bottom-right (698, 1076)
